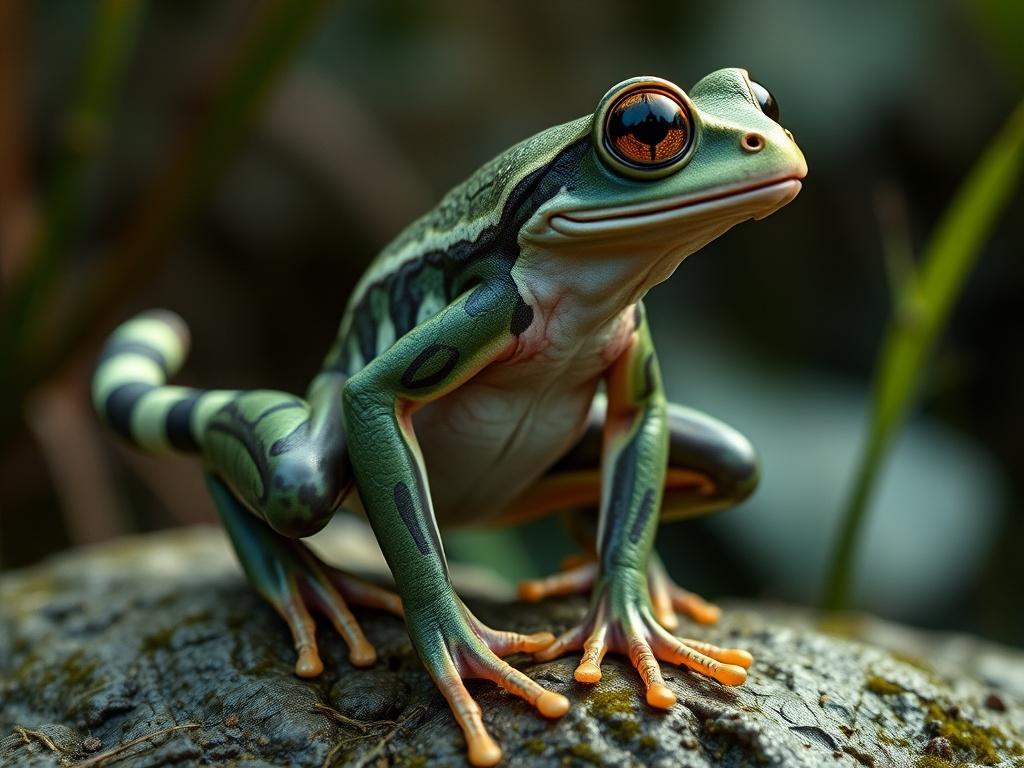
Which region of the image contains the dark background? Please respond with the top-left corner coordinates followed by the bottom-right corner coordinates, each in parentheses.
top-left (1, 1), bottom-right (1021, 647)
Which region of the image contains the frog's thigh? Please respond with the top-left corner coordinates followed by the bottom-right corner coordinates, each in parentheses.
top-left (498, 400), bottom-right (759, 524)
top-left (202, 373), bottom-right (351, 538)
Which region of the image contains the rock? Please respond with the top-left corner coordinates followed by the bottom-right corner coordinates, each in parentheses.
top-left (1, 527), bottom-right (1023, 767)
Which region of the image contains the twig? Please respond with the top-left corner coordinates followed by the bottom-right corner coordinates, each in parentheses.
top-left (14, 726), bottom-right (62, 757)
top-left (312, 702), bottom-right (395, 733)
top-left (347, 705), bottom-right (426, 768)
top-left (70, 722), bottom-right (200, 768)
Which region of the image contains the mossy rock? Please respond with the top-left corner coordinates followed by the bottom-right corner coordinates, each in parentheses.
top-left (1, 527), bottom-right (1022, 767)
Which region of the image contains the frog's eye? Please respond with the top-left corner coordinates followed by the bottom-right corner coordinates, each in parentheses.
top-left (748, 79), bottom-right (780, 123)
top-left (594, 78), bottom-right (696, 179)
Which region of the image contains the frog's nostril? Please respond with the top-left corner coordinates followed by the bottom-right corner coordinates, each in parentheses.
top-left (741, 132), bottom-right (764, 153)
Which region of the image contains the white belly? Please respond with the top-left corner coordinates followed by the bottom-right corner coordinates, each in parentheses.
top-left (414, 306), bottom-right (634, 525)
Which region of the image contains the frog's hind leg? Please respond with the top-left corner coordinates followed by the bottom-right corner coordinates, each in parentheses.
top-left (200, 372), bottom-right (403, 676)
top-left (93, 312), bottom-right (401, 676)
top-left (516, 398), bottom-right (759, 629)
top-left (206, 473), bottom-right (401, 675)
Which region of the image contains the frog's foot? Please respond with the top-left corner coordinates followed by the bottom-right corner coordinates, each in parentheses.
top-left (413, 605), bottom-right (569, 766)
top-left (262, 540), bottom-right (405, 677)
top-left (210, 474), bottom-right (403, 677)
top-left (534, 573), bottom-right (751, 708)
top-left (518, 554), bottom-right (721, 630)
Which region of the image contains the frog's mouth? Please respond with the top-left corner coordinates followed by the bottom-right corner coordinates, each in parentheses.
top-left (548, 177), bottom-right (803, 238)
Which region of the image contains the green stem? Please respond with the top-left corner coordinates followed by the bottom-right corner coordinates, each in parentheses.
top-left (823, 101), bottom-right (1024, 611)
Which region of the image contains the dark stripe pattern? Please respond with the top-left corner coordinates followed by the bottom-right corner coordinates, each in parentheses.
top-left (97, 339), bottom-right (168, 373)
top-left (166, 393), bottom-right (202, 452)
top-left (105, 382), bottom-right (155, 440)
top-left (394, 481), bottom-right (430, 556)
top-left (330, 137), bottom-right (592, 375)
top-left (628, 488), bottom-right (656, 544)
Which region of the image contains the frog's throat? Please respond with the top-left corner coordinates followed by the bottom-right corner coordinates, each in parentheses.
top-left (546, 177), bottom-right (802, 240)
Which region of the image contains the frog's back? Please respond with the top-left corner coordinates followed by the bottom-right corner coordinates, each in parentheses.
top-left (320, 116), bottom-right (591, 378)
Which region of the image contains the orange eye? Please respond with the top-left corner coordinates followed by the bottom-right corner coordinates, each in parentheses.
top-left (605, 89), bottom-right (691, 168)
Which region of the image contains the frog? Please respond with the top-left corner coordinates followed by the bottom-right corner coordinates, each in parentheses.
top-left (92, 68), bottom-right (805, 766)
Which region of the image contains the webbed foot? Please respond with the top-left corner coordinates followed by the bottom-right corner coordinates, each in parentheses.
top-left (519, 551), bottom-right (721, 629)
top-left (408, 599), bottom-right (569, 766)
top-left (208, 475), bottom-right (402, 677)
top-left (533, 567), bottom-right (751, 707)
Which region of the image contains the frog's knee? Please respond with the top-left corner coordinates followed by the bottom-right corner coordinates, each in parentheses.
top-left (263, 436), bottom-right (350, 538)
top-left (716, 432), bottom-right (760, 503)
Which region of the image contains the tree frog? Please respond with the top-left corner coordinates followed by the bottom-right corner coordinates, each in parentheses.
top-left (93, 68), bottom-right (806, 766)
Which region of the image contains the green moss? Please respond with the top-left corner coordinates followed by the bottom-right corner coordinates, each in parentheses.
top-left (586, 688), bottom-right (641, 742)
top-left (865, 675), bottom-right (905, 696)
top-left (889, 650), bottom-right (932, 673)
top-left (62, 649), bottom-right (98, 687)
top-left (609, 718), bottom-right (639, 741)
top-left (568, 743), bottom-right (604, 765)
top-left (916, 757), bottom-right (952, 768)
top-left (587, 689), bottom-right (634, 718)
top-left (924, 702), bottom-right (1024, 765)
top-left (396, 756), bottom-right (428, 768)
top-left (524, 739), bottom-right (546, 755)
top-left (817, 614), bottom-right (866, 638)
top-left (639, 734), bottom-right (657, 750)
top-left (141, 625), bottom-right (175, 652)
top-left (876, 728), bottom-right (909, 748)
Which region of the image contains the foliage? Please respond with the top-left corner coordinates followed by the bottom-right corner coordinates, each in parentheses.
top-left (823, 101), bottom-right (1024, 610)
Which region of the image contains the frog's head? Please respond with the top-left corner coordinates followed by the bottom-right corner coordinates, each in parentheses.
top-left (522, 68), bottom-right (807, 275)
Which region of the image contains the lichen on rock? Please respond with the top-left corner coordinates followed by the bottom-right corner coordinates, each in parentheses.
top-left (1, 527), bottom-right (1022, 767)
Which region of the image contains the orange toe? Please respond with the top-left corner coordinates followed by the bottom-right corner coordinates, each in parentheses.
top-left (537, 690), bottom-right (570, 718)
top-left (520, 631), bottom-right (556, 653)
top-left (518, 580), bottom-right (546, 602)
top-left (467, 736), bottom-right (502, 767)
top-left (574, 661), bottom-right (602, 684)
top-left (348, 644), bottom-right (377, 668)
top-left (295, 648), bottom-right (323, 678)
top-left (691, 603), bottom-right (721, 625)
top-left (713, 663), bottom-right (748, 686)
top-left (646, 683), bottom-right (677, 708)
top-left (723, 648), bottom-right (754, 668)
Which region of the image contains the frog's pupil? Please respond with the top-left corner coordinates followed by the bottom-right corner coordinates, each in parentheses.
top-left (606, 90), bottom-right (689, 167)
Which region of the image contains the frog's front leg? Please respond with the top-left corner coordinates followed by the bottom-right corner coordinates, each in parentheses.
top-left (342, 285), bottom-right (569, 767)
top-left (533, 312), bottom-right (751, 707)
top-left (518, 396), bottom-right (760, 628)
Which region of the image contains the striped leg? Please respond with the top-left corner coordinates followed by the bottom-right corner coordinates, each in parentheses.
top-left (92, 311), bottom-right (400, 677)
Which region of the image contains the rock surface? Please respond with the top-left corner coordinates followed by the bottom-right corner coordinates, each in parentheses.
top-left (1, 527), bottom-right (1023, 767)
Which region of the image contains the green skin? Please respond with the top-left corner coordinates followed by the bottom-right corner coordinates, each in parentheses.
top-left (93, 68), bottom-right (806, 766)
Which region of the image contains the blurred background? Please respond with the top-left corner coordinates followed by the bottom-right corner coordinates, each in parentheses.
top-left (0, 1), bottom-right (1021, 646)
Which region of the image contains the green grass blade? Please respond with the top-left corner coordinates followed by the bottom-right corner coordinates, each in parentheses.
top-left (823, 101), bottom-right (1024, 611)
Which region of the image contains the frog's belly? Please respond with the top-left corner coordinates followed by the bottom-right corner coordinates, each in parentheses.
top-left (413, 371), bottom-right (600, 526)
